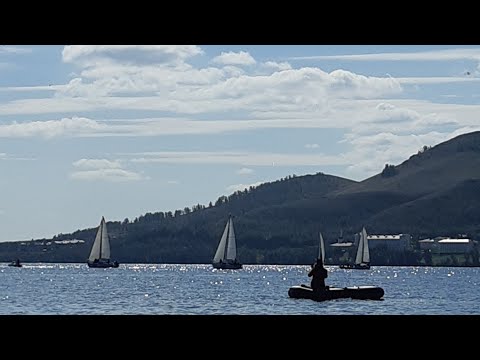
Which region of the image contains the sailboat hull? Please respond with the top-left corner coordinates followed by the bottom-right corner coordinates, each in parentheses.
top-left (339, 263), bottom-right (371, 270)
top-left (212, 262), bottom-right (242, 270)
top-left (288, 285), bottom-right (384, 302)
top-left (87, 260), bottom-right (119, 268)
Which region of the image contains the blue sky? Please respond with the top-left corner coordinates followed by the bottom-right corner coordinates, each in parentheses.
top-left (1, 45), bottom-right (480, 242)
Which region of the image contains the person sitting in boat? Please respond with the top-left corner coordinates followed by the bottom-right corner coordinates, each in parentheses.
top-left (15, 259), bottom-right (20, 266)
top-left (308, 258), bottom-right (328, 292)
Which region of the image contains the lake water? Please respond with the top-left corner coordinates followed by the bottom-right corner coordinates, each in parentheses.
top-left (1, 263), bottom-right (479, 315)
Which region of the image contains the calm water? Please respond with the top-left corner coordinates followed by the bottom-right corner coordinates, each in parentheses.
top-left (1, 263), bottom-right (478, 315)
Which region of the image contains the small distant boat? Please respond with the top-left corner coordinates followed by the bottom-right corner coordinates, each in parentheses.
top-left (339, 227), bottom-right (371, 270)
top-left (8, 259), bottom-right (22, 268)
top-left (212, 215), bottom-right (242, 270)
top-left (87, 216), bottom-right (119, 268)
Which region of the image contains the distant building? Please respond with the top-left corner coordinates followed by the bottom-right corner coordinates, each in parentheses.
top-left (330, 229), bottom-right (355, 250)
top-left (53, 239), bottom-right (85, 245)
top-left (435, 238), bottom-right (474, 254)
top-left (418, 239), bottom-right (435, 251)
top-left (330, 242), bottom-right (355, 250)
top-left (418, 237), bottom-right (475, 254)
top-left (30, 239), bottom-right (86, 246)
top-left (367, 234), bottom-right (411, 252)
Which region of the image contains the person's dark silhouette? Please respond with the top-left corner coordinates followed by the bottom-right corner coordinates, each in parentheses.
top-left (308, 258), bottom-right (328, 292)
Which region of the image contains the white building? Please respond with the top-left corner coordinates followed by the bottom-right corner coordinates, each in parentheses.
top-left (367, 234), bottom-right (411, 252)
top-left (330, 229), bottom-right (355, 251)
top-left (53, 239), bottom-right (85, 245)
top-left (330, 242), bottom-right (355, 251)
top-left (435, 238), bottom-right (474, 254)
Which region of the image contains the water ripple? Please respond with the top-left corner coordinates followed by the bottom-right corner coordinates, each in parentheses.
top-left (0, 263), bottom-right (478, 314)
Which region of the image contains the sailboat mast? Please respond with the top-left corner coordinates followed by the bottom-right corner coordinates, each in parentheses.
top-left (362, 227), bottom-right (370, 263)
top-left (223, 217), bottom-right (231, 260)
top-left (99, 218), bottom-right (103, 259)
top-left (355, 231), bottom-right (364, 265)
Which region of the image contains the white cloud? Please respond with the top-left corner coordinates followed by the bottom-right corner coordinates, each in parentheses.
top-left (1, 97), bottom-right (477, 140)
top-left (70, 157), bottom-right (147, 182)
top-left (262, 61), bottom-right (292, 71)
top-left (70, 168), bottom-right (146, 182)
top-left (397, 77), bottom-right (480, 85)
top-left (212, 51), bottom-right (256, 66)
top-left (0, 65), bottom-right (403, 118)
top-left (0, 152), bottom-right (35, 161)
top-left (3, 46), bottom-right (480, 174)
top-left (0, 84), bottom-right (58, 92)
top-left (0, 116), bottom-right (338, 138)
top-left (0, 117), bottom-right (104, 138)
top-left (342, 132), bottom-right (435, 179)
top-left (236, 167), bottom-right (254, 175)
top-left (194, 68), bottom-right (401, 104)
top-left (328, 69), bottom-right (402, 98)
top-left (62, 45), bottom-right (203, 65)
top-left (72, 159), bottom-right (122, 169)
top-left (0, 46), bottom-right (32, 55)
top-left (128, 151), bottom-right (347, 167)
top-left (441, 94), bottom-right (460, 98)
top-left (372, 103), bottom-right (419, 124)
top-left (226, 181), bottom-right (264, 193)
top-left (372, 101), bottom-right (465, 131)
top-left (289, 48), bottom-right (480, 62)
top-left (167, 180), bottom-right (179, 185)
top-left (449, 125), bottom-right (480, 137)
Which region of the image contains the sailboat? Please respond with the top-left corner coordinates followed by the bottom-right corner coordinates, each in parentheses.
top-left (87, 216), bottom-right (119, 268)
top-left (8, 259), bottom-right (22, 267)
top-left (212, 215), bottom-right (242, 269)
top-left (339, 227), bottom-right (370, 270)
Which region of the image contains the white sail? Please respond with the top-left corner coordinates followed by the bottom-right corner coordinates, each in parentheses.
top-left (354, 227), bottom-right (370, 265)
top-left (88, 217), bottom-right (110, 261)
top-left (225, 217), bottom-right (237, 261)
top-left (213, 217), bottom-right (230, 263)
top-left (318, 232), bottom-right (325, 263)
top-left (362, 227), bottom-right (370, 263)
top-left (354, 230), bottom-right (364, 265)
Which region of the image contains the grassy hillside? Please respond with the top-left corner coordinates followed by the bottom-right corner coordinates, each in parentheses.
top-left (368, 179), bottom-right (480, 238)
top-left (335, 131), bottom-right (480, 197)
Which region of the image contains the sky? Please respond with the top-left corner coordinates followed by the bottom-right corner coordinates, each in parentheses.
top-left (1, 44), bottom-right (480, 242)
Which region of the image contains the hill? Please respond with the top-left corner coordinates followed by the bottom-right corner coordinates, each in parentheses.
top-left (3, 131), bottom-right (480, 265)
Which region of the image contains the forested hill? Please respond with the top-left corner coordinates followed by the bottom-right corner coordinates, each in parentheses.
top-left (0, 172), bottom-right (356, 263)
top-left (3, 131), bottom-right (480, 265)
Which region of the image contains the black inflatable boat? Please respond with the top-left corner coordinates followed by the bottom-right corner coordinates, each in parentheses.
top-left (288, 284), bottom-right (384, 302)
